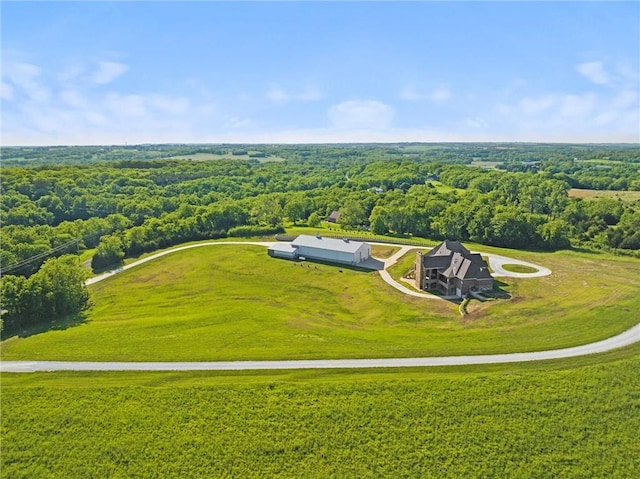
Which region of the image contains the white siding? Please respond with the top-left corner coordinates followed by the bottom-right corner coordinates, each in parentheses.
top-left (295, 245), bottom-right (356, 264)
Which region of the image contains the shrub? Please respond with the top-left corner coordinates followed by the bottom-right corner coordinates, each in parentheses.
top-left (227, 225), bottom-right (285, 238)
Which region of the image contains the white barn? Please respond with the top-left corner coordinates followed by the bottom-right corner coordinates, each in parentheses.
top-left (268, 234), bottom-right (371, 266)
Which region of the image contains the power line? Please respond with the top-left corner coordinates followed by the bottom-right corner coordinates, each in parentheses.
top-left (0, 229), bottom-right (107, 275)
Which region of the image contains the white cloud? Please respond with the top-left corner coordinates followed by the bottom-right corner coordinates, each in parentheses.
top-left (575, 61), bottom-right (610, 85)
top-left (297, 86), bottom-right (323, 102)
top-left (60, 89), bottom-right (87, 108)
top-left (612, 89), bottom-right (638, 109)
top-left (266, 85), bottom-right (288, 102)
top-left (519, 95), bottom-right (556, 115)
top-left (399, 86), bottom-right (451, 103)
top-left (92, 61), bottom-right (128, 85)
top-left (464, 117), bottom-right (489, 129)
top-left (560, 93), bottom-right (596, 117)
top-left (225, 117), bottom-right (252, 129)
top-left (3, 61), bottom-right (50, 103)
top-left (149, 94), bottom-right (190, 114)
top-left (4, 61), bottom-right (41, 83)
top-left (106, 93), bottom-right (146, 117)
top-left (0, 81), bottom-right (14, 100)
top-left (496, 103), bottom-right (513, 116)
top-left (57, 64), bottom-right (85, 83)
top-left (593, 111), bottom-right (617, 126)
top-left (84, 111), bottom-right (109, 126)
top-left (266, 84), bottom-right (322, 102)
top-left (328, 100), bottom-right (395, 130)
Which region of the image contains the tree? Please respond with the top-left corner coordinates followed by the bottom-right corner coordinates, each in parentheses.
top-left (35, 255), bottom-right (90, 319)
top-left (1, 255), bottom-right (89, 334)
top-left (251, 196), bottom-right (283, 227)
top-left (0, 275), bottom-right (27, 332)
top-left (539, 219), bottom-right (571, 249)
top-left (307, 212), bottom-right (321, 227)
top-left (284, 197), bottom-right (311, 225)
top-left (369, 206), bottom-right (388, 235)
top-left (338, 200), bottom-right (367, 229)
top-left (92, 234), bottom-right (125, 270)
top-left (490, 208), bottom-right (535, 248)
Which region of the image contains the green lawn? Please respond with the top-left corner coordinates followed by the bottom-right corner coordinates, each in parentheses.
top-left (426, 180), bottom-right (466, 194)
top-left (2, 244), bottom-right (639, 361)
top-left (2, 345), bottom-right (639, 478)
top-left (501, 263), bottom-right (539, 273)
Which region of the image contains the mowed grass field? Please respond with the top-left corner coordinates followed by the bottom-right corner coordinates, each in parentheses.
top-left (2, 243), bottom-right (639, 361)
top-left (568, 188), bottom-right (640, 201)
top-left (2, 345), bottom-right (639, 478)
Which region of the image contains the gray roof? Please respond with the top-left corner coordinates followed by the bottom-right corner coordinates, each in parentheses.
top-left (327, 211), bottom-right (341, 221)
top-left (427, 240), bottom-right (471, 258)
top-left (422, 241), bottom-right (492, 281)
top-left (292, 235), bottom-right (368, 254)
top-left (268, 243), bottom-right (297, 254)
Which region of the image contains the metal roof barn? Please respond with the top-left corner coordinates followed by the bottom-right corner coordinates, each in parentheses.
top-left (292, 235), bottom-right (371, 265)
top-left (267, 234), bottom-right (371, 265)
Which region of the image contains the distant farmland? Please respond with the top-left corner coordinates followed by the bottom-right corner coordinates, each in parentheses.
top-left (162, 152), bottom-right (285, 162)
top-left (568, 188), bottom-right (640, 201)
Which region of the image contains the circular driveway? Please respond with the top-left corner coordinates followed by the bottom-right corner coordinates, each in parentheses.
top-left (483, 253), bottom-right (552, 278)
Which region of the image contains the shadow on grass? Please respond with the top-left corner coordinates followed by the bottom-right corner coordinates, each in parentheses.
top-left (270, 255), bottom-right (383, 273)
top-left (486, 279), bottom-right (512, 300)
top-left (91, 261), bottom-right (124, 275)
top-left (1, 312), bottom-right (89, 341)
top-left (292, 257), bottom-right (377, 273)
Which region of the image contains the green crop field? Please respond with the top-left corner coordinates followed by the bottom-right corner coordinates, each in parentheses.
top-left (2, 345), bottom-right (639, 478)
top-left (2, 244), bottom-right (639, 362)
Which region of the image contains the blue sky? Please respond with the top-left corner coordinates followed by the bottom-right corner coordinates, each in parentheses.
top-left (2, 1), bottom-right (638, 145)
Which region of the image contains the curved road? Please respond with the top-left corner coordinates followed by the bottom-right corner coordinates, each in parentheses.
top-left (2, 240), bottom-right (638, 373)
top-left (2, 324), bottom-right (639, 372)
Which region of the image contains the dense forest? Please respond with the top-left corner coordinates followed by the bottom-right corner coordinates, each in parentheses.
top-left (1, 143), bottom-right (639, 333)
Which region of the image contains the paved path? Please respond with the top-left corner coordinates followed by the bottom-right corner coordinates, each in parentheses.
top-left (483, 253), bottom-right (552, 278)
top-left (375, 244), bottom-right (449, 299)
top-left (2, 323), bottom-right (638, 372)
top-left (6, 238), bottom-right (631, 374)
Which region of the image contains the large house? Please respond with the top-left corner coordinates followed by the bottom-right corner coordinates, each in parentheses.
top-left (268, 234), bottom-right (371, 266)
top-left (414, 240), bottom-right (493, 297)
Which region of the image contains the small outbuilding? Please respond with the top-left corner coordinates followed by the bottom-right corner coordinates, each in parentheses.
top-left (326, 210), bottom-right (341, 223)
top-left (268, 234), bottom-right (371, 266)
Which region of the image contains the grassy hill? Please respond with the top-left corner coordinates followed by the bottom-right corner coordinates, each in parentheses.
top-left (2, 243), bottom-right (639, 361)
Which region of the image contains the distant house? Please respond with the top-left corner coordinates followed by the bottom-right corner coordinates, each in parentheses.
top-left (268, 234), bottom-right (371, 266)
top-left (326, 210), bottom-right (341, 223)
top-left (414, 240), bottom-right (493, 297)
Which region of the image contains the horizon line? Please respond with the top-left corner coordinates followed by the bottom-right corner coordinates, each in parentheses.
top-left (3, 140), bottom-right (639, 148)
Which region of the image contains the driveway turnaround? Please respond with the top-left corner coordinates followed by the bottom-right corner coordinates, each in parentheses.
top-left (5, 239), bottom-right (632, 374)
top-left (2, 323), bottom-right (638, 372)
